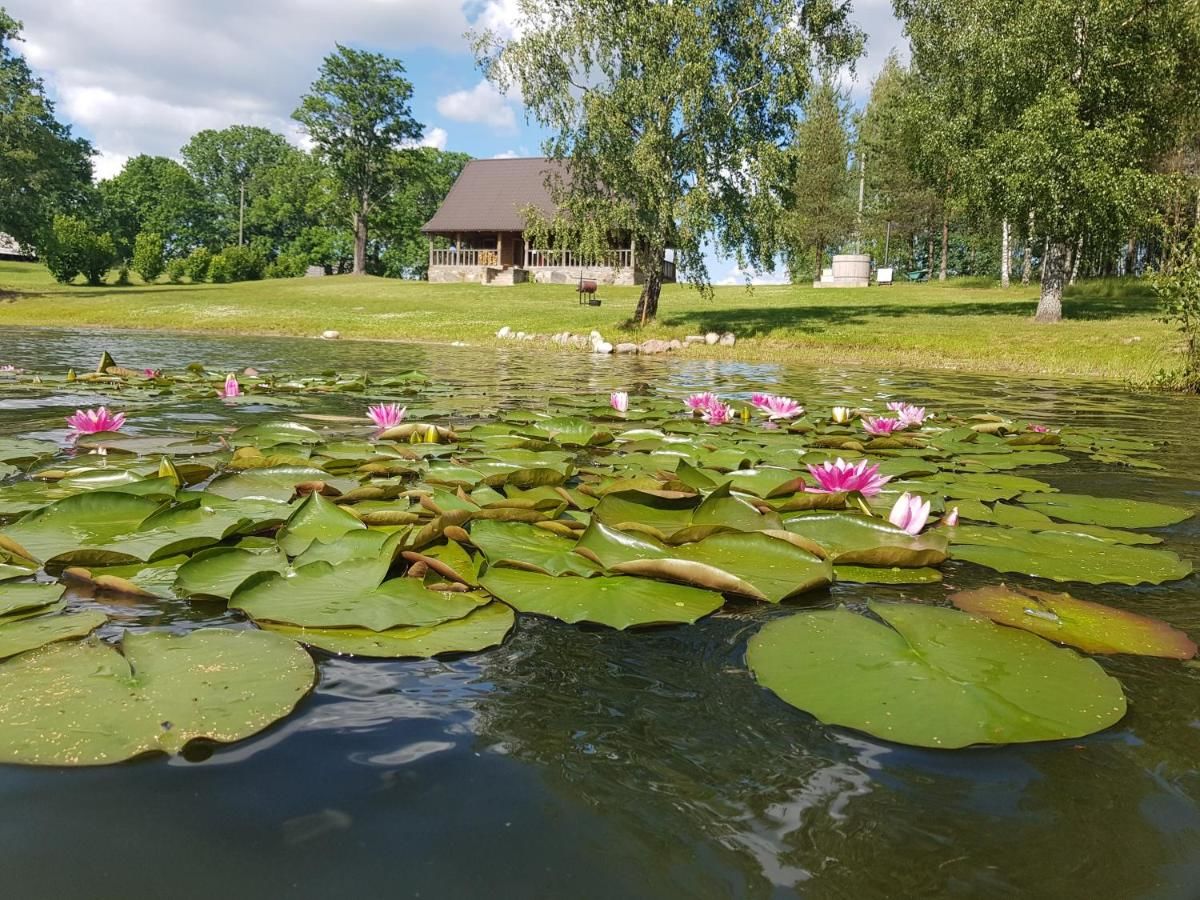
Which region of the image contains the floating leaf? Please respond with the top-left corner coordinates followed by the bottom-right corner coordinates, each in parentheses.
top-left (480, 567), bottom-right (723, 629)
top-left (469, 519), bottom-right (600, 577)
top-left (275, 490), bottom-right (364, 556)
top-left (747, 603), bottom-right (1127, 749)
top-left (0, 610), bottom-right (107, 660)
top-left (1016, 492), bottom-right (1193, 529)
top-left (950, 584), bottom-right (1197, 658)
top-left (232, 558), bottom-right (484, 631)
top-left (0, 582), bottom-right (64, 617)
top-left (263, 601), bottom-right (515, 659)
top-left (783, 512), bottom-right (948, 567)
top-left (0, 628), bottom-right (314, 765)
top-left (175, 546), bottom-right (290, 600)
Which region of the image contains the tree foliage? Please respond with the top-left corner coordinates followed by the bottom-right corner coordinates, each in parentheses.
top-left (131, 231), bottom-right (165, 283)
top-left (99, 155), bottom-right (213, 257)
top-left (0, 10), bottom-right (92, 250)
top-left (474, 0), bottom-right (863, 320)
top-left (293, 45), bottom-right (424, 275)
top-left (783, 77), bottom-right (856, 282)
top-left (43, 214), bottom-right (115, 285)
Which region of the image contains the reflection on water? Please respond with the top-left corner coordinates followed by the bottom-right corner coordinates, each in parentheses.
top-left (2, 327), bottom-right (1199, 899)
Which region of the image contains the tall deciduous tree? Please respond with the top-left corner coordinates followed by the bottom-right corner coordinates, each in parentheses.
top-left (180, 126), bottom-right (292, 247)
top-left (896, 0), bottom-right (1200, 321)
top-left (474, 0), bottom-right (863, 322)
top-left (293, 45), bottom-right (424, 276)
top-left (98, 155), bottom-right (213, 258)
top-left (375, 147), bottom-right (471, 279)
top-left (0, 10), bottom-right (92, 249)
top-left (783, 78), bottom-right (855, 281)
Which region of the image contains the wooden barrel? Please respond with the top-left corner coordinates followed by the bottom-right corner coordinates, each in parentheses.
top-left (576, 278), bottom-right (598, 294)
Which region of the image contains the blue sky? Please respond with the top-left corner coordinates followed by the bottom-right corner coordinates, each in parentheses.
top-left (11, 0), bottom-right (906, 283)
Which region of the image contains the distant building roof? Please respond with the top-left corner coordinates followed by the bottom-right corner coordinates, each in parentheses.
top-left (421, 157), bottom-right (566, 233)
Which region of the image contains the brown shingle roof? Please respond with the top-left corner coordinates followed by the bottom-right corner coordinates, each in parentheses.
top-left (421, 157), bottom-right (565, 233)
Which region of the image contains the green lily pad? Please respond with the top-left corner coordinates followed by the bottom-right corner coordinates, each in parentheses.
top-left (175, 546), bottom-right (291, 600)
top-left (783, 512), bottom-right (949, 567)
top-left (480, 567), bottom-right (724, 629)
top-left (0, 582), bottom-right (64, 617)
top-left (0, 491), bottom-right (162, 567)
top-left (576, 521), bottom-right (831, 602)
top-left (262, 601), bottom-right (515, 658)
top-left (0, 628), bottom-right (314, 765)
top-left (1016, 492), bottom-right (1193, 529)
top-left (951, 584), bottom-right (1197, 658)
top-left (275, 491), bottom-right (365, 556)
top-left (206, 466), bottom-right (354, 502)
top-left (0, 610), bottom-right (108, 660)
top-left (747, 603), bottom-right (1127, 749)
top-left (232, 558), bottom-right (484, 631)
top-left (469, 519), bottom-right (600, 577)
top-left (834, 565), bottom-right (943, 585)
top-left (951, 526), bottom-right (1193, 585)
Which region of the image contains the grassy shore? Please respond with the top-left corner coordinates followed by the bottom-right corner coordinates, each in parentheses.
top-left (0, 262), bottom-right (1176, 382)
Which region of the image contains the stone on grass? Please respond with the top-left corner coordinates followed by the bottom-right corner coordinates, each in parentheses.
top-left (639, 339), bottom-right (671, 354)
top-left (685, 335), bottom-right (706, 344)
top-left (321, 330), bottom-right (341, 340)
top-left (496, 326), bottom-right (512, 338)
top-left (719, 332), bottom-right (736, 347)
top-left (614, 342), bottom-right (639, 354)
top-left (705, 332), bottom-right (719, 345)
top-left (593, 341), bottom-right (613, 354)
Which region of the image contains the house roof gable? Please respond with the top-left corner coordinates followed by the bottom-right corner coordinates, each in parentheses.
top-left (421, 157), bottom-right (566, 233)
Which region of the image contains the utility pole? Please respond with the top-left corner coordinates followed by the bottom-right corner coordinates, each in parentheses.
top-left (238, 181), bottom-right (245, 246)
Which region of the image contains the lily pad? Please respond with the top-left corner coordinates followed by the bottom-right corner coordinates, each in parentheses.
top-left (1016, 492), bottom-right (1193, 529)
top-left (783, 512), bottom-right (949, 567)
top-left (175, 546), bottom-right (291, 600)
top-left (747, 603), bottom-right (1127, 749)
top-left (232, 558), bottom-right (484, 631)
top-left (480, 567), bottom-right (724, 629)
top-left (0, 628), bottom-right (315, 765)
top-left (263, 601), bottom-right (515, 659)
top-left (0, 582), bottom-right (64, 617)
top-left (468, 519), bottom-right (600, 577)
top-left (0, 610), bottom-right (108, 660)
top-left (950, 584), bottom-right (1197, 658)
top-left (275, 491), bottom-right (365, 556)
top-left (951, 526), bottom-right (1193, 585)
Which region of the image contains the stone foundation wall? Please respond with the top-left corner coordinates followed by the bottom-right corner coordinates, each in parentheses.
top-left (428, 265), bottom-right (488, 284)
top-left (529, 266), bottom-right (637, 286)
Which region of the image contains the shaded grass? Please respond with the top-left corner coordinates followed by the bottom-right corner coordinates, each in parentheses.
top-left (0, 262), bottom-right (1176, 383)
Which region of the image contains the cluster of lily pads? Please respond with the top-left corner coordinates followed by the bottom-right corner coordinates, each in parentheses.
top-left (0, 354), bottom-right (1195, 765)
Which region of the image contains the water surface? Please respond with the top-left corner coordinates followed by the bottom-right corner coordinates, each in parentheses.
top-left (1, 327), bottom-right (1198, 900)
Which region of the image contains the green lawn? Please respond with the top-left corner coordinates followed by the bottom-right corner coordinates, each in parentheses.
top-left (0, 262), bottom-right (1177, 382)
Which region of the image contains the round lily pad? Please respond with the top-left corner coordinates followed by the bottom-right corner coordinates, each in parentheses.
top-left (747, 603), bottom-right (1127, 748)
top-left (0, 627), bottom-right (315, 765)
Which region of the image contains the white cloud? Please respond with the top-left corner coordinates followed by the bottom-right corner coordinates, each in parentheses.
top-left (10, 0), bottom-right (471, 159)
top-left (469, 0), bottom-right (525, 40)
top-left (844, 0), bottom-right (909, 101)
top-left (491, 149), bottom-right (520, 159)
top-left (420, 127), bottom-right (449, 150)
top-left (717, 263), bottom-right (790, 286)
top-left (91, 148), bottom-right (129, 182)
top-left (435, 80), bottom-right (517, 132)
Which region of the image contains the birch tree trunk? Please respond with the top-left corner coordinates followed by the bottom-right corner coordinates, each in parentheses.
top-left (1000, 218), bottom-right (1011, 288)
top-left (1035, 241), bottom-right (1068, 323)
top-left (634, 244), bottom-right (664, 323)
top-left (1068, 235), bottom-right (1083, 286)
top-left (938, 210), bottom-right (948, 281)
top-left (1021, 211), bottom-right (1034, 285)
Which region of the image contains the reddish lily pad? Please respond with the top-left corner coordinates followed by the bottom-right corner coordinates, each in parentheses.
top-left (951, 584), bottom-right (1197, 659)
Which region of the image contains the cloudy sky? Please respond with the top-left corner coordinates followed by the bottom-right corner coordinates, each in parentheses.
top-left (11, 0), bottom-right (907, 283)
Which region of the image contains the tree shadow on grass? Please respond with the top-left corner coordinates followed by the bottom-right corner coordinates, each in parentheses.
top-left (660, 280), bottom-right (1158, 338)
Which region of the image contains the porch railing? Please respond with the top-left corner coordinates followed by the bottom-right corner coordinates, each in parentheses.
top-left (526, 248), bottom-right (634, 269)
top-left (429, 248), bottom-right (499, 268)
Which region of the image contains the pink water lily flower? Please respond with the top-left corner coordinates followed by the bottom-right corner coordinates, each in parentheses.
top-left (702, 401), bottom-right (736, 426)
top-left (942, 506), bottom-right (959, 527)
top-left (862, 416), bottom-right (902, 437)
top-left (806, 457), bottom-right (891, 496)
top-left (889, 492), bottom-right (931, 535)
top-left (684, 392), bottom-right (721, 413)
top-left (143, 368), bottom-right (162, 379)
top-left (66, 406), bottom-right (126, 434)
top-left (0, 364), bottom-right (18, 373)
top-left (887, 402), bottom-right (927, 428)
top-left (751, 393), bottom-right (804, 421)
top-left (610, 391), bottom-right (629, 413)
top-left (217, 374), bottom-right (241, 398)
top-left (1028, 423), bottom-right (1050, 433)
top-left (367, 403), bottom-right (407, 430)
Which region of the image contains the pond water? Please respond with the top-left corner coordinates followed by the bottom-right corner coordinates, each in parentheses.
top-left (2, 327), bottom-right (1199, 900)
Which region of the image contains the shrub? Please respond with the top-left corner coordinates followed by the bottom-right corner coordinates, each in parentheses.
top-left (265, 251), bottom-right (308, 279)
top-left (208, 252), bottom-right (232, 283)
top-left (219, 244), bottom-right (267, 282)
top-left (165, 257), bottom-right (186, 283)
top-left (132, 231), bottom-right (165, 283)
top-left (182, 247), bottom-right (213, 283)
top-left (1151, 235), bottom-right (1200, 392)
top-left (43, 215), bottom-right (116, 285)
top-left (115, 262), bottom-right (131, 285)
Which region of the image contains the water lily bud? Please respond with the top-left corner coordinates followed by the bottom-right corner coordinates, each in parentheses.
top-left (832, 406), bottom-right (852, 423)
top-left (67, 368), bottom-right (76, 382)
